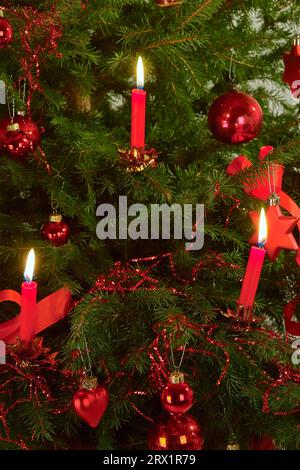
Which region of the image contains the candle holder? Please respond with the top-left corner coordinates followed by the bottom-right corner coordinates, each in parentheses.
top-left (119, 147), bottom-right (158, 173)
top-left (221, 305), bottom-right (260, 324)
top-left (9, 336), bottom-right (55, 365)
top-left (235, 303), bottom-right (256, 323)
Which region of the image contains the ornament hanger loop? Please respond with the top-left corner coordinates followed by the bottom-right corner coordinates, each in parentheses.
top-left (266, 161), bottom-right (280, 205)
top-left (18, 78), bottom-right (27, 108)
top-left (229, 48), bottom-right (236, 84)
top-left (267, 162), bottom-right (276, 195)
top-left (50, 168), bottom-right (65, 212)
top-left (78, 336), bottom-right (93, 377)
top-left (6, 84), bottom-right (16, 123)
top-left (170, 332), bottom-right (188, 371)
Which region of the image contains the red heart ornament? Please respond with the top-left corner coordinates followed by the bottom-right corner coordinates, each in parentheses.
top-left (73, 385), bottom-right (109, 428)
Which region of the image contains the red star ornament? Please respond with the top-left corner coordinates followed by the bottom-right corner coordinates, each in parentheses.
top-left (282, 41), bottom-right (300, 88)
top-left (249, 206), bottom-right (299, 261)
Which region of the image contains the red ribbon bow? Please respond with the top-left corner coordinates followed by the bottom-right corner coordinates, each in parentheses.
top-left (227, 146), bottom-right (300, 265)
top-left (0, 287), bottom-right (71, 344)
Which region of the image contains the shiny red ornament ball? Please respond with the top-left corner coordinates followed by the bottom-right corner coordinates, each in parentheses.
top-left (0, 115), bottom-right (40, 153)
top-left (208, 90), bottom-right (263, 144)
top-left (148, 413), bottom-right (204, 451)
top-left (3, 124), bottom-right (31, 158)
top-left (73, 384), bottom-right (109, 428)
top-left (0, 17), bottom-right (13, 48)
top-left (161, 372), bottom-right (194, 414)
top-left (41, 213), bottom-right (69, 246)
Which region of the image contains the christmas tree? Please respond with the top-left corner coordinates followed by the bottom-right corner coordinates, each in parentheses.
top-left (0, 0), bottom-right (299, 451)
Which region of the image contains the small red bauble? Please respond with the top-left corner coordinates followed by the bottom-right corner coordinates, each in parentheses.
top-left (208, 90), bottom-right (263, 144)
top-left (0, 115), bottom-right (40, 153)
top-left (3, 123), bottom-right (31, 158)
top-left (73, 377), bottom-right (109, 428)
top-left (148, 413), bottom-right (204, 450)
top-left (161, 372), bottom-right (194, 414)
top-left (0, 14), bottom-right (13, 48)
top-left (41, 213), bottom-right (69, 246)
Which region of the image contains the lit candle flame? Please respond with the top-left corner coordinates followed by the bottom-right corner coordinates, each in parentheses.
top-left (136, 56), bottom-right (144, 89)
top-left (258, 208), bottom-right (267, 247)
top-left (24, 249), bottom-right (35, 283)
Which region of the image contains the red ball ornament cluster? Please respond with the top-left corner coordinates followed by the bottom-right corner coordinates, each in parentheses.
top-left (0, 114), bottom-right (41, 159)
top-left (41, 213), bottom-right (69, 246)
top-left (148, 371), bottom-right (204, 450)
top-left (3, 122), bottom-right (31, 158)
top-left (0, 11), bottom-right (13, 48)
top-left (208, 90), bottom-right (263, 144)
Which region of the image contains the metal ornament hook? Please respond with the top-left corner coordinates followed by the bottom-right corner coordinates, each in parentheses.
top-left (229, 49), bottom-right (236, 84)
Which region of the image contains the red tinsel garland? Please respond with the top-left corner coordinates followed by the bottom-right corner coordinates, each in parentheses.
top-left (6, 5), bottom-right (63, 173)
top-left (73, 249), bottom-right (300, 419)
top-left (0, 338), bottom-right (76, 449)
top-left (81, 250), bottom-right (240, 301)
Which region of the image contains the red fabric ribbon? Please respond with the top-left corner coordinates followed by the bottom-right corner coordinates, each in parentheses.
top-left (227, 146), bottom-right (300, 265)
top-left (0, 287), bottom-right (71, 344)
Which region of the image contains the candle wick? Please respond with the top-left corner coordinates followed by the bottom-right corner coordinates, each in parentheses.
top-left (258, 242), bottom-right (265, 249)
top-left (137, 82), bottom-right (144, 90)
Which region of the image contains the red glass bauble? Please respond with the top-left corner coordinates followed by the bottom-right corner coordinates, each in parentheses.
top-left (0, 17), bottom-right (13, 48)
top-left (3, 125), bottom-right (31, 158)
top-left (0, 115), bottom-right (40, 152)
top-left (73, 382), bottom-right (109, 428)
top-left (208, 90), bottom-right (263, 144)
top-left (161, 372), bottom-right (194, 414)
top-left (148, 413), bottom-right (204, 450)
top-left (41, 213), bottom-right (69, 246)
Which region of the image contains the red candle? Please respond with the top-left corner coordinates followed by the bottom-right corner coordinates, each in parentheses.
top-left (131, 56), bottom-right (146, 149)
top-left (19, 249), bottom-right (37, 344)
top-left (238, 208), bottom-right (267, 309)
